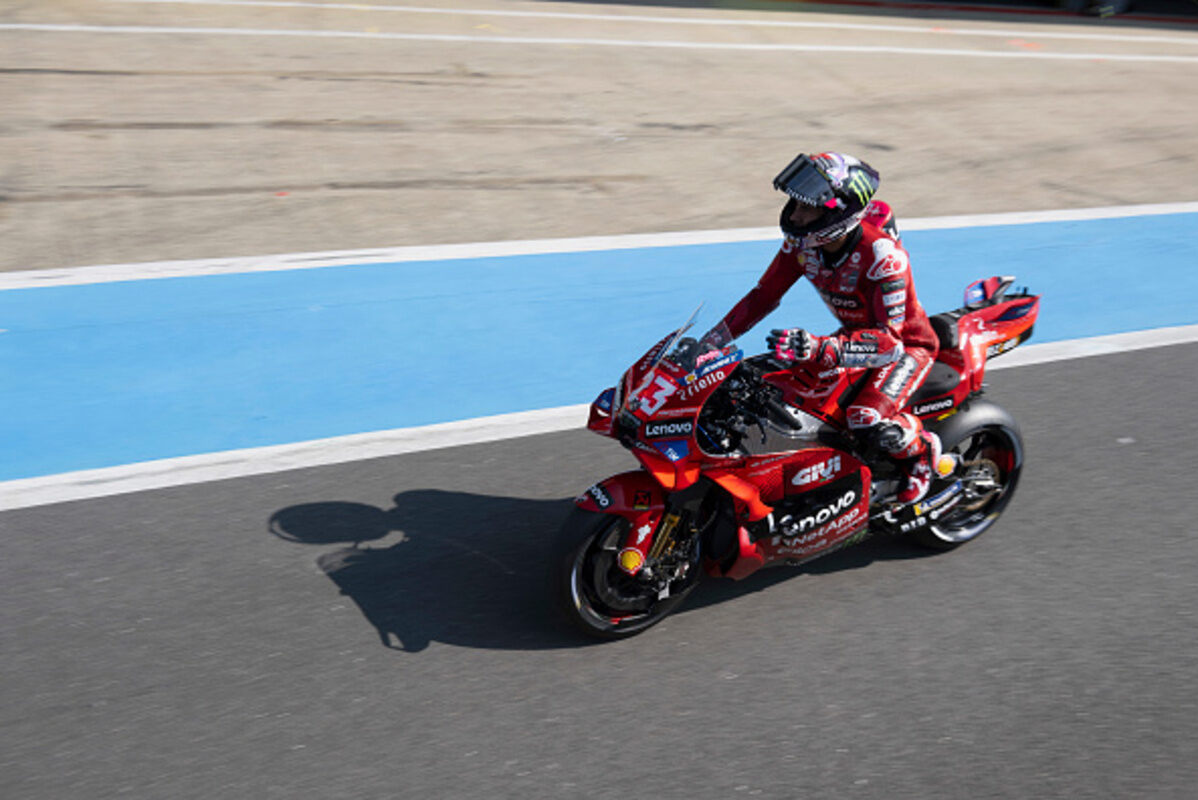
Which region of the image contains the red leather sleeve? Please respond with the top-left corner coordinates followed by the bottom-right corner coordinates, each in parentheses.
top-left (718, 247), bottom-right (802, 341)
top-left (861, 234), bottom-right (939, 354)
top-left (831, 328), bottom-right (905, 368)
top-left (827, 234), bottom-right (916, 366)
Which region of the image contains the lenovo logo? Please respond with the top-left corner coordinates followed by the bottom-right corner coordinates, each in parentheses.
top-left (787, 489), bottom-right (857, 535)
top-left (644, 421), bottom-right (694, 439)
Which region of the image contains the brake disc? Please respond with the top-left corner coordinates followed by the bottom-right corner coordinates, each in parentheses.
top-left (957, 458), bottom-right (1001, 512)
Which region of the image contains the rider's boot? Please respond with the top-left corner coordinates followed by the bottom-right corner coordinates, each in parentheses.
top-left (889, 414), bottom-right (943, 506)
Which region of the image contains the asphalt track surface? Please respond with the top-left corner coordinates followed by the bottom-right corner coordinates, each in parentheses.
top-left (4, 343), bottom-right (1198, 799)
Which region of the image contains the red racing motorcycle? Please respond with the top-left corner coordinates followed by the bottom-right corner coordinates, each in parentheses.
top-left (556, 275), bottom-right (1040, 639)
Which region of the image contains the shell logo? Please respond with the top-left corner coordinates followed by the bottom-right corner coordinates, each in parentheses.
top-left (618, 548), bottom-right (645, 575)
top-left (936, 454), bottom-right (959, 477)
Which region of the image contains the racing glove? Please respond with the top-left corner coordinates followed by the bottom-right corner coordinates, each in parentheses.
top-left (767, 328), bottom-right (840, 368)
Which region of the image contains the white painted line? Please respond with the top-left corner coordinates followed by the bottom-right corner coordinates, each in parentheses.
top-left (3, 202), bottom-right (1197, 290)
top-left (896, 201), bottom-right (1198, 231)
top-left (987, 324), bottom-right (1198, 370)
top-left (2, 325), bottom-right (1196, 512)
top-left (109, 0), bottom-right (1198, 46)
top-left (0, 404), bottom-right (589, 512)
top-left (0, 229), bottom-right (783, 290)
top-left (4, 23), bottom-right (1198, 63)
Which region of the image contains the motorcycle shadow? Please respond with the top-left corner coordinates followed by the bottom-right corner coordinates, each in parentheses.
top-left (268, 489), bottom-right (934, 653)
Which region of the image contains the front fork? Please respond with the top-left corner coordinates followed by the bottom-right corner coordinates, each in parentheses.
top-left (574, 471), bottom-right (710, 581)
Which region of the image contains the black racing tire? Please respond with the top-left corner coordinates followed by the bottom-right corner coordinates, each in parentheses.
top-left (554, 507), bottom-right (699, 640)
top-left (912, 400), bottom-right (1025, 551)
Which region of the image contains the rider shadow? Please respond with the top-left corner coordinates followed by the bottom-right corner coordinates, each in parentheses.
top-left (269, 490), bottom-right (935, 652)
top-left (269, 490), bottom-right (575, 652)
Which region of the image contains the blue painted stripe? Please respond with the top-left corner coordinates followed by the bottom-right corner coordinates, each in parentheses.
top-left (2, 212), bottom-right (1196, 482)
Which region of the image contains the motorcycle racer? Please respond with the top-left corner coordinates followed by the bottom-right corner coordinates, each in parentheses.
top-left (713, 152), bottom-right (942, 505)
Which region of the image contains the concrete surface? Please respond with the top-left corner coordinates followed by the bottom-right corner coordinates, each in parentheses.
top-left (2, 0), bottom-right (1197, 271)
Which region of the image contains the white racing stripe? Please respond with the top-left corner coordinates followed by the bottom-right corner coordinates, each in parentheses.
top-left (0, 404), bottom-right (590, 512)
top-left (986, 324), bottom-right (1198, 370)
top-left (0, 229), bottom-right (783, 290)
top-left (4, 22), bottom-right (1198, 63)
top-left (2, 325), bottom-right (1197, 511)
top-left (106, 0), bottom-right (1198, 46)
top-left (3, 202), bottom-right (1198, 290)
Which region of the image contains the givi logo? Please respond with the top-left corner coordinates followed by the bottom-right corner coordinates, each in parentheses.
top-left (792, 455), bottom-right (841, 486)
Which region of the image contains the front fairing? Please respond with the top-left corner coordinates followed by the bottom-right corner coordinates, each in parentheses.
top-left (586, 308), bottom-right (742, 489)
top-left (624, 342), bottom-right (743, 490)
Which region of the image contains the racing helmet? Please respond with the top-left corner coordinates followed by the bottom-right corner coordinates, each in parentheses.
top-left (775, 152), bottom-right (881, 248)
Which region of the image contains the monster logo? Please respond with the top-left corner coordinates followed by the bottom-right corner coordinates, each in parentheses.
top-left (846, 170), bottom-right (874, 206)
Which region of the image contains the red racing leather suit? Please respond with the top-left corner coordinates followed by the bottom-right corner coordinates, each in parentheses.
top-left (718, 214), bottom-right (938, 447)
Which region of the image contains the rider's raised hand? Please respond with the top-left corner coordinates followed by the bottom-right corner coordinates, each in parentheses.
top-left (767, 328), bottom-right (812, 361)
top-left (767, 328), bottom-right (840, 367)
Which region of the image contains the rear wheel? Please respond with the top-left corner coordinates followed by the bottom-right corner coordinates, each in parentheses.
top-left (554, 508), bottom-right (700, 640)
top-left (910, 419), bottom-right (1023, 551)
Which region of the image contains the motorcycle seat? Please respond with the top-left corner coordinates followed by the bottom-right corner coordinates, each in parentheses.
top-left (908, 360), bottom-right (961, 405)
top-left (930, 313), bottom-right (960, 351)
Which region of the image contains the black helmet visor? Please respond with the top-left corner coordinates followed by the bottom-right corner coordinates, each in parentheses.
top-left (773, 154), bottom-right (837, 208)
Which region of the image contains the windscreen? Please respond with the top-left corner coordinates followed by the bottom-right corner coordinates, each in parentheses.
top-left (624, 309), bottom-right (740, 414)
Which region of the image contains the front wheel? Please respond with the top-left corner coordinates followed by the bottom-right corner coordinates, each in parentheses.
top-left (554, 508), bottom-right (700, 640)
top-left (912, 403), bottom-right (1024, 551)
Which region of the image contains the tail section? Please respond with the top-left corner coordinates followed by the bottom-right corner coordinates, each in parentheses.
top-left (904, 276), bottom-right (1040, 421)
